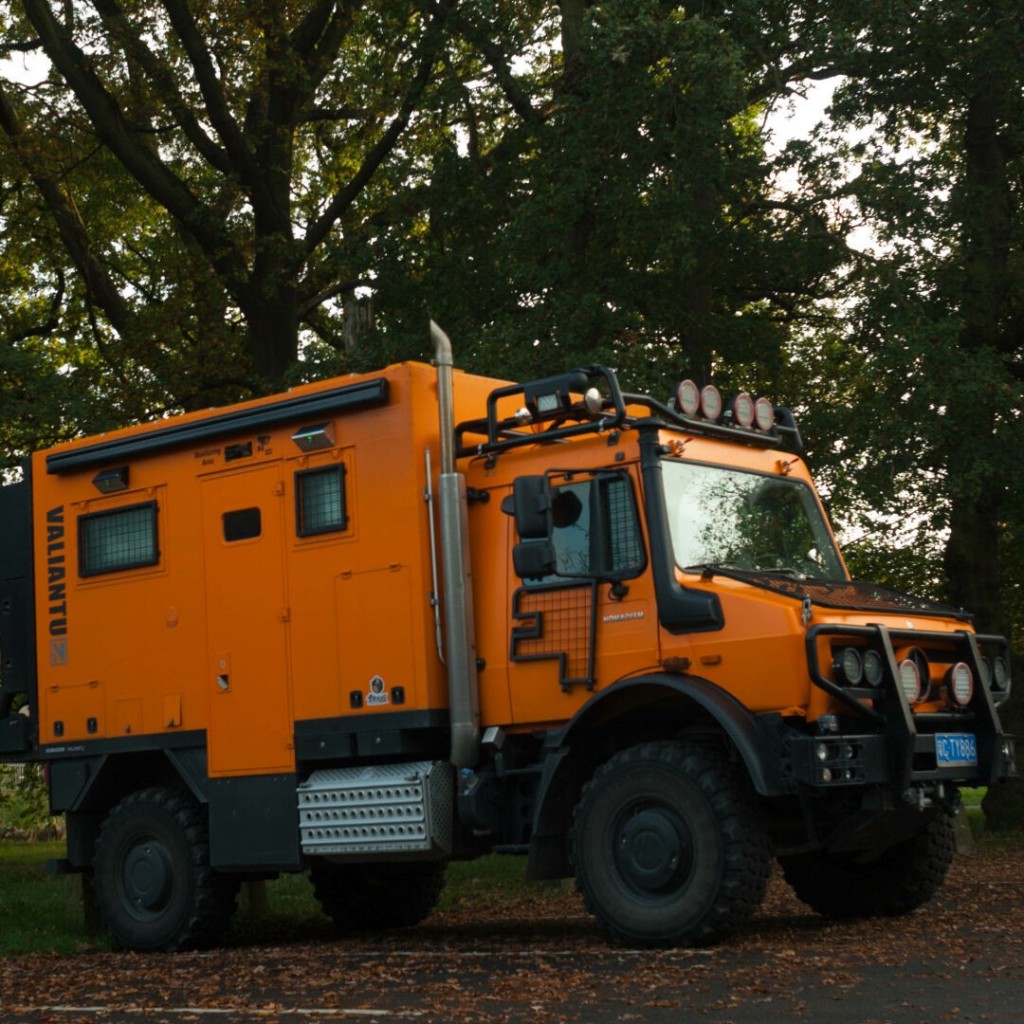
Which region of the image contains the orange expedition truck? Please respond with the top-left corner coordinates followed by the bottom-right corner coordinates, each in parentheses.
top-left (0, 323), bottom-right (1015, 951)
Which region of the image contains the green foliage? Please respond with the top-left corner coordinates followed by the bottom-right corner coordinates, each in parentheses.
top-left (372, 0), bottom-right (846, 395)
top-left (0, 764), bottom-right (59, 839)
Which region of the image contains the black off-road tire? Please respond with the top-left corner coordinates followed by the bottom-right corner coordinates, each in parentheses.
top-left (779, 811), bottom-right (956, 919)
top-left (310, 861), bottom-right (447, 932)
top-left (570, 741), bottom-right (772, 948)
top-left (93, 787), bottom-right (239, 951)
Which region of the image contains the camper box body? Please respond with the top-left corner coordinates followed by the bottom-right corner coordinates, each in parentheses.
top-left (28, 361), bottom-right (497, 870)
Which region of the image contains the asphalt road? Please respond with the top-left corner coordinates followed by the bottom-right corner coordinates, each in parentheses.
top-left (2, 842), bottom-right (1022, 1023)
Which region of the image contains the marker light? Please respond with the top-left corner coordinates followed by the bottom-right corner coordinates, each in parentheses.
top-left (898, 658), bottom-right (923, 704)
top-left (701, 385), bottom-right (723, 421)
top-left (946, 662), bottom-right (974, 707)
top-left (733, 392), bottom-right (755, 428)
top-left (754, 397), bottom-right (776, 432)
top-left (676, 379), bottom-right (700, 417)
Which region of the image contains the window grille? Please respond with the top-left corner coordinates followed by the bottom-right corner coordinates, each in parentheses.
top-left (296, 465), bottom-right (348, 536)
top-left (79, 502), bottom-right (159, 576)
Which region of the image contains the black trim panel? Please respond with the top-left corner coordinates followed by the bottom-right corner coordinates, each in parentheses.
top-left (38, 728), bottom-right (207, 760)
top-left (0, 471), bottom-right (37, 736)
top-left (46, 378), bottom-right (389, 475)
top-left (295, 710), bottom-right (450, 762)
top-left (209, 773), bottom-right (301, 870)
top-left (639, 430), bottom-right (724, 633)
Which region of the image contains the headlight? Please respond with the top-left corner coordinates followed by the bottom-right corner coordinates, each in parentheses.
top-left (754, 397), bottom-right (775, 432)
top-left (993, 657), bottom-right (1009, 693)
top-left (733, 392), bottom-right (755, 428)
top-left (945, 662), bottom-right (974, 707)
top-left (863, 649), bottom-right (885, 687)
top-left (898, 658), bottom-right (924, 704)
top-left (832, 646), bottom-right (864, 686)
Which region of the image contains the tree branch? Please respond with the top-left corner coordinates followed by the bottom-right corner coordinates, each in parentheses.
top-left (452, 10), bottom-right (544, 127)
top-left (303, 0), bottom-right (457, 257)
top-left (18, 0), bottom-right (249, 289)
top-left (158, 0), bottom-right (264, 194)
top-left (0, 78), bottom-right (135, 338)
top-left (90, 0), bottom-right (233, 174)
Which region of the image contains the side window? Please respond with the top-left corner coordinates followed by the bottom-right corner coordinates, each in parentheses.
top-left (545, 473), bottom-right (645, 580)
top-left (79, 502), bottom-right (159, 577)
top-left (296, 465), bottom-right (348, 536)
top-left (223, 507), bottom-right (261, 542)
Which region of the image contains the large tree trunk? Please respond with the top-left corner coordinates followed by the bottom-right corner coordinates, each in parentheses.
top-left (949, 80), bottom-right (1022, 827)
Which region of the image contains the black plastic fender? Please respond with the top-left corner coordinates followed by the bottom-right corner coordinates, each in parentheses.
top-left (526, 673), bottom-right (785, 880)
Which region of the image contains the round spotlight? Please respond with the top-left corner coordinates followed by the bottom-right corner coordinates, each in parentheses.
top-left (733, 392), bottom-right (755, 428)
top-left (833, 646), bottom-right (863, 686)
top-left (676, 379), bottom-right (700, 417)
top-left (946, 662), bottom-right (974, 707)
top-left (584, 387), bottom-right (604, 415)
top-left (701, 385), bottom-right (723, 421)
top-left (992, 657), bottom-right (1009, 692)
top-left (754, 397), bottom-right (776, 432)
top-left (898, 658), bottom-right (923, 704)
top-left (863, 649), bottom-right (885, 687)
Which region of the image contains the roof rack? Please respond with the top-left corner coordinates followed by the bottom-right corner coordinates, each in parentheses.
top-left (454, 366), bottom-right (804, 459)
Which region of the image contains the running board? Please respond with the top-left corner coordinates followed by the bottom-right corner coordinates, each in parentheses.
top-left (298, 761), bottom-right (454, 858)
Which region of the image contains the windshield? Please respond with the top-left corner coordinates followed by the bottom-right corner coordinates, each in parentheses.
top-left (661, 460), bottom-right (845, 580)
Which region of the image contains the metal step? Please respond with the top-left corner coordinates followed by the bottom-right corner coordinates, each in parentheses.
top-left (298, 760), bottom-right (453, 858)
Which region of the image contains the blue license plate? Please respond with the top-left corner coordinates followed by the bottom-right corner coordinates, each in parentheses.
top-left (936, 733), bottom-right (977, 768)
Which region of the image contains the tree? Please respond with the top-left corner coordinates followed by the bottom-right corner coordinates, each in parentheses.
top-left (1, 0), bottom-right (458, 415)
top-left (782, 0), bottom-right (1023, 822)
top-left (365, 0), bottom-right (853, 393)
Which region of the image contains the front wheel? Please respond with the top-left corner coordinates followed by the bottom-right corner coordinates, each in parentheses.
top-left (779, 811), bottom-right (956, 919)
top-left (93, 787), bottom-right (238, 951)
top-left (570, 741), bottom-right (771, 948)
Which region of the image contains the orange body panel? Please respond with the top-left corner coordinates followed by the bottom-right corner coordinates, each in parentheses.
top-left (30, 363), bottom-right (501, 775)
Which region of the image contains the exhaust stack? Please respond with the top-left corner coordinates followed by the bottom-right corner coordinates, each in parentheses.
top-left (430, 321), bottom-right (480, 768)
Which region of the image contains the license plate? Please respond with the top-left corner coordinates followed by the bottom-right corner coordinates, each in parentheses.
top-left (936, 733), bottom-right (977, 768)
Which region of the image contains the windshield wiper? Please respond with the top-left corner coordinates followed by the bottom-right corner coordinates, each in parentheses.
top-left (683, 562), bottom-right (745, 578)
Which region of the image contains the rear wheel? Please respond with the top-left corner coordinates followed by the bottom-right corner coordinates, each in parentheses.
top-left (779, 811), bottom-right (956, 919)
top-left (310, 861), bottom-right (447, 932)
top-left (570, 741), bottom-right (771, 948)
top-left (93, 787), bottom-right (238, 951)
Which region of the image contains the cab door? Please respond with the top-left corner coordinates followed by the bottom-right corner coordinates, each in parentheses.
top-left (202, 465), bottom-right (293, 776)
top-left (506, 470), bottom-right (658, 724)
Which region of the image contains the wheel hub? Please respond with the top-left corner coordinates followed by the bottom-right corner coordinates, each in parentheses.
top-left (616, 808), bottom-right (693, 895)
top-left (123, 842), bottom-right (173, 911)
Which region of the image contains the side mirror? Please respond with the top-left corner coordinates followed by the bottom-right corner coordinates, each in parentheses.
top-left (503, 476), bottom-right (557, 580)
top-left (509, 476), bottom-right (553, 538)
top-left (512, 539), bottom-right (557, 580)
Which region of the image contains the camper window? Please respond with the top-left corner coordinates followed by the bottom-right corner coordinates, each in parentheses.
top-left (79, 502), bottom-right (159, 577)
top-left (296, 465), bottom-right (348, 536)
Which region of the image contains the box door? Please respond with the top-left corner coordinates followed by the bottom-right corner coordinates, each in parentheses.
top-left (202, 465), bottom-right (293, 776)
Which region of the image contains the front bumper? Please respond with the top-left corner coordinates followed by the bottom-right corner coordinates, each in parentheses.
top-left (797, 623), bottom-right (1016, 789)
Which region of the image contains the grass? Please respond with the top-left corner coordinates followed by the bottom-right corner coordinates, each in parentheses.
top-left (0, 845), bottom-right (548, 956)
top-left (0, 841), bottom-right (90, 955)
top-left (2, 825), bottom-right (1021, 957)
